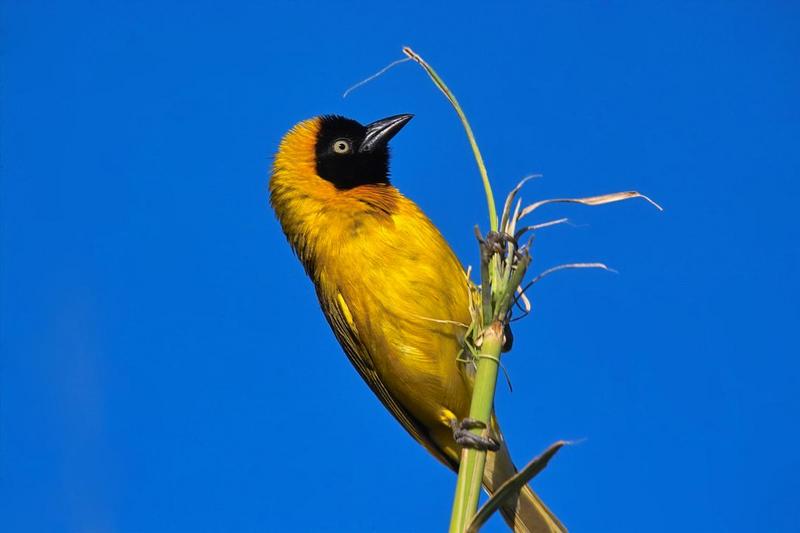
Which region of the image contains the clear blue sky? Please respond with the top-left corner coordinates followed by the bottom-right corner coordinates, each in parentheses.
top-left (2, 2), bottom-right (798, 532)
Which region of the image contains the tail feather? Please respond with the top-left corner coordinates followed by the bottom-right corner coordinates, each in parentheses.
top-left (483, 439), bottom-right (566, 532)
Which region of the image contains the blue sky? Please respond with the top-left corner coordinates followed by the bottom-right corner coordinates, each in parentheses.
top-left (2, 2), bottom-right (798, 532)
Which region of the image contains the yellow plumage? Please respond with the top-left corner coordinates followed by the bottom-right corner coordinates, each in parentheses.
top-left (270, 116), bottom-right (565, 532)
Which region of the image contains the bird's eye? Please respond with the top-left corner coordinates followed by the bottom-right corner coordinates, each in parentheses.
top-left (332, 139), bottom-right (352, 154)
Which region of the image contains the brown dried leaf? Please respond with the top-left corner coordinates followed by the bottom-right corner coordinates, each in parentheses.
top-left (518, 191), bottom-right (663, 221)
top-left (500, 174), bottom-right (541, 232)
top-left (527, 262), bottom-right (617, 287)
top-left (514, 217), bottom-right (570, 240)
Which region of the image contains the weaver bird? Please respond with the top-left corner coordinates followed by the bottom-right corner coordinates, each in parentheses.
top-left (270, 114), bottom-right (565, 532)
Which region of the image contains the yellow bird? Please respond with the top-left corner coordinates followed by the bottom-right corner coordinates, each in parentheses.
top-left (270, 114), bottom-right (565, 532)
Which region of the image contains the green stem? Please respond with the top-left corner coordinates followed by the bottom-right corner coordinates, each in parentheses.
top-left (396, 46), bottom-right (647, 532)
top-left (476, 229), bottom-right (493, 325)
top-left (449, 321), bottom-right (504, 533)
top-left (403, 47), bottom-right (511, 532)
top-left (496, 253), bottom-right (531, 320)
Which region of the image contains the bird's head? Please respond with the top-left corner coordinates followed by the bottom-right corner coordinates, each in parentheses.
top-left (272, 114), bottom-right (413, 192)
top-left (314, 114), bottom-right (413, 189)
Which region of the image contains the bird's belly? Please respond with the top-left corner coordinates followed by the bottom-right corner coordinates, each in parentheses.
top-left (360, 296), bottom-right (472, 426)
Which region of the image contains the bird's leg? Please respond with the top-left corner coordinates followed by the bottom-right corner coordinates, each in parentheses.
top-left (450, 418), bottom-right (500, 452)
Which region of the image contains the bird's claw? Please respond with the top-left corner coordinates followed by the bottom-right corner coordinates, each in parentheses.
top-left (451, 418), bottom-right (501, 452)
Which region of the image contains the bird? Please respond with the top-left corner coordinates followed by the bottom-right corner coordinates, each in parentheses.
top-left (269, 113), bottom-right (565, 532)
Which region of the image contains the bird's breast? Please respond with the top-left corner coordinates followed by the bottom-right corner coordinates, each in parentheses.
top-left (315, 198), bottom-right (473, 410)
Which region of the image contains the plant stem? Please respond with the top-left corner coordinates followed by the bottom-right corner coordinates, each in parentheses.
top-left (397, 46), bottom-right (657, 532)
top-left (402, 47), bottom-right (511, 532)
top-left (449, 320), bottom-right (504, 533)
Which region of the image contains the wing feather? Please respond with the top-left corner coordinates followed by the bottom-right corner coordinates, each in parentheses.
top-left (319, 288), bottom-right (457, 470)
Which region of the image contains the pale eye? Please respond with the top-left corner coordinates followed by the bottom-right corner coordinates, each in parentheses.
top-left (332, 139), bottom-right (352, 154)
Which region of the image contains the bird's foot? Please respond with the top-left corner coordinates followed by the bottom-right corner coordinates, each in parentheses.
top-left (451, 418), bottom-right (500, 452)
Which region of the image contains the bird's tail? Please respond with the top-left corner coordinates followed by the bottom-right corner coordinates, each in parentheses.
top-left (482, 436), bottom-right (567, 533)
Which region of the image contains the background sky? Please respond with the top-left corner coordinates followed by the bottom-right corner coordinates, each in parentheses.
top-left (2, 2), bottom-right (799, 532)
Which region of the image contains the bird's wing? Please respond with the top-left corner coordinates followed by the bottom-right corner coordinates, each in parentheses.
top-left (320, 288), bottom-right (457, 470)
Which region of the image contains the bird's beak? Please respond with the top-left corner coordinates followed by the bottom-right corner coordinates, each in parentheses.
top-left (359, 114), bottom-right (414, 153)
